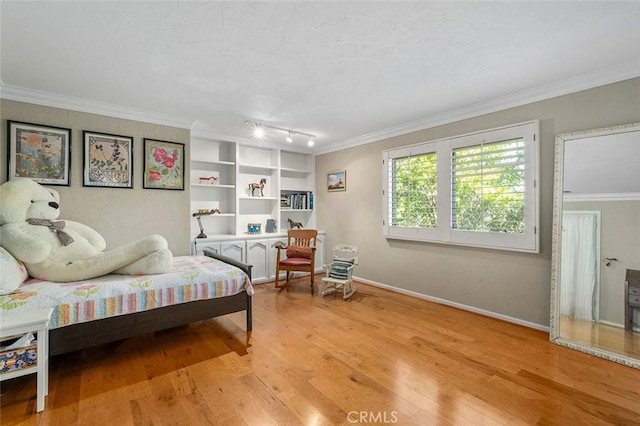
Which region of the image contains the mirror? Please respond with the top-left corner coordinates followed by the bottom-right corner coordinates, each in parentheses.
top-left (551, 122), bottom-right (640, 369)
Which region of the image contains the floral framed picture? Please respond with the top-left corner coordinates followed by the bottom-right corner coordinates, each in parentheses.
top-left (83, 131), bottom-right (133, 188)
top-left (327, 170), bottom-right (346, 192)
top-left (7, 120), bottom-right (71, 186)
top-left (143, 138), bottom-right (185, 190)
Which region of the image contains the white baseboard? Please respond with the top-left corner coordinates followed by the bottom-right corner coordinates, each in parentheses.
top-left (354, 275), bottom-right (550, 333)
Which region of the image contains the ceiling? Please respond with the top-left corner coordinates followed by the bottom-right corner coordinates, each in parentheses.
top-left (1, 1), bottom-right (639, 153)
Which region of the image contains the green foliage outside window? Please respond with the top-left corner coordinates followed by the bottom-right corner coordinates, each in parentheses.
top-left (390, 153), bottom-right (437, 228)
top-left (452, 139), bottom-right (525, 233)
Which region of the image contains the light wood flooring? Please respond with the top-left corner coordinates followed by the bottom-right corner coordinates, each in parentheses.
top-left (560, 315), bottom-right (640, 360)
top-left (2, 277), bottom-right (640, 425)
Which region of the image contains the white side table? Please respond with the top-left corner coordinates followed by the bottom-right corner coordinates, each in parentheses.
top-left (0, 308), bottom-right (53, 412)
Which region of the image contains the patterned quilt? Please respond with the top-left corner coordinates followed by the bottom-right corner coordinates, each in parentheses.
top-left (0, 256), bottom-right (252, 329)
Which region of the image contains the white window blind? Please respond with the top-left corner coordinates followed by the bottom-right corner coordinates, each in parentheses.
top-left (383, 121), bottom-right (539, 253)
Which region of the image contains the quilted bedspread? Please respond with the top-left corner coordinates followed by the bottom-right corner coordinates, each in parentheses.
top-left (0, 256), bottom-right (252, 329)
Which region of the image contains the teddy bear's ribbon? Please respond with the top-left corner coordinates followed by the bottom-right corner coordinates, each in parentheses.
top-left (26, 218), bottom-right (75, 246)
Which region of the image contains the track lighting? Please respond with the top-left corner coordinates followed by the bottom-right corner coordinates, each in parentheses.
top-left (244, 120), bottom-right (316, 145)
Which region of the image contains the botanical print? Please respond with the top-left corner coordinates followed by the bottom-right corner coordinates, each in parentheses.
top-left (84, 132), bottom-right (133, 188)
top-left (9, 121), bottom-right (71, 185)
top-left (143, 139), bottom-right (185, 190)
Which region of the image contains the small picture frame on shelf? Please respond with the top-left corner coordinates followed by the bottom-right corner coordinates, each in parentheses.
top-left (143, 138), bottom-right (185, 190)
top-left (83, 131), bottom-right (133, 188)
top-left (7, 120), bottom-right (71, 186)
top-left (327, 170), bottom-right (346, 192)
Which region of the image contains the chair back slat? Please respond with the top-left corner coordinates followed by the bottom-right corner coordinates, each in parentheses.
top-left (288, 229), bottom-right (317, 248)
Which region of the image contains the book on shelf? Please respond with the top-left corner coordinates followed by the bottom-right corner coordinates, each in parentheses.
top-left (280, 191), bottom-right (313, 210)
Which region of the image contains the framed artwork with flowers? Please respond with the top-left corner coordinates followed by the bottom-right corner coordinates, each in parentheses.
top-left (143, 138), bottom-right (185, 190)
top-left (7, 120), bottom-right (72, 186)
top-left (82, 131), bottom-right (133, 188)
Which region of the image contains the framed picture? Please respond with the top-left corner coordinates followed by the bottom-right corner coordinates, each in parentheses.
top-left (83, 131), bottom-right (133, 188)
top-left (7, 120), bottom-right (71, 186)
top-left (143, 138), bottom-right (185, 190)
top-left (327, 170), bottom-right (346, 192)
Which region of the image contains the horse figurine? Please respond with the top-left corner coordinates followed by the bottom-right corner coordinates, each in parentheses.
top-left (198, 176), bottom-right (218, 184)
top-left (249, 178), bottom-right (267, 196)
top-left (287, 218), bottom-right (303, 229)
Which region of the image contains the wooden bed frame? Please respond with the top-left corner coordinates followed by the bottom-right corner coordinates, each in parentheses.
top-left (49, 249), bottom-right (253, 356)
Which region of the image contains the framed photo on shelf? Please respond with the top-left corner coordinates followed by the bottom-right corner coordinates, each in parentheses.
top-left (327, 170), bottom-right (346, 192)
top-left (143, 138), bottom-right (185, 190)
top-left (83, 131), bottom-right (133, 188)
top-left (7, 120), bottom-right (71, 186)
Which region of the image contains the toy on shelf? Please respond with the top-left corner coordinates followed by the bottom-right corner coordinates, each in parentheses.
top-left (198, 175), bottom-right (218, 184)
top-left (248, 178), bottom-right (266, 196)
top-left (287, 218), bottom-right (303, 229)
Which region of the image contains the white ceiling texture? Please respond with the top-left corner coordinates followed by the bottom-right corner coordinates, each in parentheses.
top-left (1, 1), bottom-right (639, 153)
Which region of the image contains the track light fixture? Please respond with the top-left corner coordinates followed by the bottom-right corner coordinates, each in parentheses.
top-left (244, 120), bottom-right (316, 145)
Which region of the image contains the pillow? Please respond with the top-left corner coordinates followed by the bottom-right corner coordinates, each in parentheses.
top-left (286, 246), bottom-right (313, 259)
top-left (0, 247), bottom-right (29, 295)
top-left (328, 259), bottom-right (354, 280)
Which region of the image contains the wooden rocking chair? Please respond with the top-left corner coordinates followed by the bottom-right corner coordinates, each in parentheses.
top-left (275, 229), bottom-right (317, 293)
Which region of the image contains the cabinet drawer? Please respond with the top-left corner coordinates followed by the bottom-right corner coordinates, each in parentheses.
top-left (629, 285), bottom-right (640, 296)
top-left (630, 295), bottom-right (640, 308)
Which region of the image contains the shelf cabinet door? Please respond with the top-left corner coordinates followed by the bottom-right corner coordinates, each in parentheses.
top-left (220, 241), bottom-right (246, 263)
top-left (192, 241), bottom-right (221, 256)
top-left (268, 237), bottom-right (288, 280)
top-left (246, 239), bottom-right (269, 283)
top-left (315, 233), bottom-right (325, 273)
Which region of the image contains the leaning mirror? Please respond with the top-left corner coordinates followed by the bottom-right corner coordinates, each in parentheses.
top-left (551, 122), bottom-right (640, 369)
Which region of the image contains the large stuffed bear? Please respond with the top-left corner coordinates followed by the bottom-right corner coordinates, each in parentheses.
top-left (0, 178), bottom-right (172, 282)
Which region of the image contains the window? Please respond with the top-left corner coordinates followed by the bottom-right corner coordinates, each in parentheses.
top-left (383, 121), bottom-right (539, 253)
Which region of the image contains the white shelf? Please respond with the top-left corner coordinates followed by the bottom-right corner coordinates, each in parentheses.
top-left (281, 167), bottom-right (312, 174)
top-left (192, 159), bottom-right (235, 166)
top-left (239, 163), bottom-right (278, 174)
top-left (239, 196), bottom-right (278, 201)
top-left (191, 183), bottom-right (236, 189)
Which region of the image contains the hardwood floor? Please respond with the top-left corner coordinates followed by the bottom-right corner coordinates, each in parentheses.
top-left (2, 277), bottom-right (640, 425)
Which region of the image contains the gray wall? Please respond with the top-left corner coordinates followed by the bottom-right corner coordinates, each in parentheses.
top-left (315, 77), bottom-right (640, 327)
top-left (1, 100), bottom-right (191, 256)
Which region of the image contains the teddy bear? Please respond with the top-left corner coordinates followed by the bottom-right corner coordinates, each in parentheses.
top-left (0, 178), bottom-right (172, 282)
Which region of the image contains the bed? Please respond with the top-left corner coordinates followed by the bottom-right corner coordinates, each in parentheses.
top-left (1, 249), bottom-right (252, 356)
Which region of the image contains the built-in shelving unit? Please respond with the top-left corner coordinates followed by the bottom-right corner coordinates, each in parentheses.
top-left (189, 137), bottom-right (321, 283)
top-left (190, 137), bottom-right (316, 239)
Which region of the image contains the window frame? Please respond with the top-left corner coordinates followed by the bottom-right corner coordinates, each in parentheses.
top-left (383, 120), bottom-right (540, 253)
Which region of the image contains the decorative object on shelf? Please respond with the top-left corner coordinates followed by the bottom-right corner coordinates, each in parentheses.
top-left (266, 219), bottom-right (277, 233)
top-left (249, 178), bottom-right (267, 196)
top-left (244, 120), bottom-right (316, 147)
top-left (192, 212), bottom-right (208, 239)
top-left (143, 138), bottom-right (185, 190)
top-left (7, 120), bottom-right (71, 186)
top-left (287, 218), bottom-right (303, 229)
top-left (247, 223), bottom-right (262, 234)
top-left (83, 131), bottom-right (133, 188)
top-left (198, 173), bottom-right (219, 184)
top-left (328, 170), bottom-right (346, 192)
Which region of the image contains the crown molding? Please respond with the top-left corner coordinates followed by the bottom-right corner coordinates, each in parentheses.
top-left (0, 84), bottom-right (194, 129)
top-left (2, 59), bottom-right (638, 153)
top-left (315, 60), bottom-right (640, 154)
